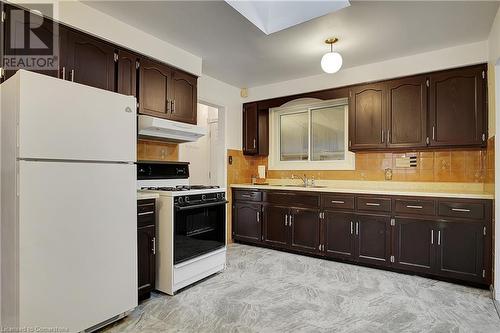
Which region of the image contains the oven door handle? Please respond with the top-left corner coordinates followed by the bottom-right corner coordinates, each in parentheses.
top-left (175, 200), bottom-right (229, 211)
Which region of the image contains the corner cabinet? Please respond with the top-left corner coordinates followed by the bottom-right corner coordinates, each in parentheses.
top-left (348, 65), bottom-right (487, 151)
top-left (232, 188), bottom-right (492, 287)
top-left (242, 102), bottom-right (269, 156)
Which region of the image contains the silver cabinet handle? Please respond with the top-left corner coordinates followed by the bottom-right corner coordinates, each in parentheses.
top-left (171, 100), bottom-right (175, 113)
top-left (366, 202), bottom-right (381, 206)
top-left (284, 214), bottom-right (288, 226)
top-left (451, 208), bottom-right (471, 213)
top-left (387, 129), bottom-right (390, 143)
top-left (331, 200), bottom-right (345, 204)
top-left (431, 230), bottom-right (434, 244)
top-left (381, 129), bottom-right (384, 143)
top-left (356, 222), bottom-right (359, 235)
top-left (253, 138), bottom-right (256, 149)
top-left (406, 205), bottom-right (423, 209)
top-left (70, 69), bottom-right (75, 82)
top-left (62, 66), bottom-right (66, 80)
top-left (289, 214), bottom-right (293, 226)
top-left (138, 211), bottom-right (154, 216)
top-left (241, 194), bottom-right (253, 198)
top-left (166, 99), bottom-right (170, 112)
top-left (437, 230), bottom-right (441, 245)
top-left (350, 221), bottom-right (353, 235)
top-left (432, 125), bottom-right (435, 140)
top-left (152, 237), bottom-right (156, 255)
top-left (318, 244), bottom-right (321, 250)
top-left (256, 211), bottom-right (260, 222)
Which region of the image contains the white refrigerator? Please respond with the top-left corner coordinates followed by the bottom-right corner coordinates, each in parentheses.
top-left (1, 70), bottom-right (138, 332)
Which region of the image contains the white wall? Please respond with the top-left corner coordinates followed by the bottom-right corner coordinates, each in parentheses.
top-left (489, 5), bottom-right (500, 301)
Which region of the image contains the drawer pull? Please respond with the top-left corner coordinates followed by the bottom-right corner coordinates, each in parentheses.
top-left (241, 194), bottom-right (254, 198)
top-left (138, 211), bottom-right (154, 216)
top-left (331, 200), bottom-right (345, 204)
top-left (451, 208), bottom-right (471, 213)
top-left (365, 202), bottom-right (381, 207)
top-left (406, 205), bottom-right (423, 209)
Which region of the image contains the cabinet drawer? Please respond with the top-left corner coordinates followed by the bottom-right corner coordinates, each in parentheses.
top-left (394, 198), bottom-right (435, 216)
top-left (138, 200), bottom-right (155, 214)
top-left (438, 201), bottom-right (485, 220)
top-left (322, 195), bottom-right (355, 210)
top-left (234, 190), bottom-right (262, 202)
top-left (138, 199), bottom-right (155, 227)
top-left (264, 191), bottom-right (319, 208)
top-left (356, 196), bottom-right (391, 212)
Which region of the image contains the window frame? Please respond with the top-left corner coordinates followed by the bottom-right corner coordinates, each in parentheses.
top-left (269, 98), bottom-right (355, 171)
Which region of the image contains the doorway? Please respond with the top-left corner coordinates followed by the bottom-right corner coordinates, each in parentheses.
top-left (495, 60), bottom-right (500, 302)
top-left (178, 103), bottom-right (224, 186)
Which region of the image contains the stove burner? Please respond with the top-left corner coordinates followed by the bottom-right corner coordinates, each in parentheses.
top-left (142, 185), bottom-right (220, 191)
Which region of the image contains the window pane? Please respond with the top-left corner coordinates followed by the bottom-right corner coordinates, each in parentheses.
top-left (311, 105), bottom-right (345, 161)
top-left (280, 112), bottom-right (308, 161)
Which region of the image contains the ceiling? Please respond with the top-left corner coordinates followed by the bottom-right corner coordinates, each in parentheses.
top-left (84, 1), bottom-right (499, 88)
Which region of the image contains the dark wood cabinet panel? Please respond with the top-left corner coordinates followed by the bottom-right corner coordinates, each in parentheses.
top-left (263, 205), bottom-right (289, 247)
top-left (355, 214), bottom-right (391, 266)
top-left (324, 211), bottom-right (355, 260)
top-left (289, 208), bottom-right (320, 253)
top-left (393, 217), bottom-right (435, 273)
top-left (137, 199), bottom-right (156, 301)
top-left (233, 202), bottom-right (262, 243)
top-left (60, 28), bottom-right (115, 91)
top-left (243, 103), bottom-right (258, 155)
top-left (116, 50), bottom-right (137, 97)
top-left (138, 58), bottom-right (172, 118)
top-left (435, 220), bottom-right (485, 282)
top-left (171, 70), bottom-right (197, 124)
top-left (429, 65), bottom-right (486, 147)
top-left (348, 83), bottom-right (386, 150)
top-left (386, 76), bottom-right (428, 148)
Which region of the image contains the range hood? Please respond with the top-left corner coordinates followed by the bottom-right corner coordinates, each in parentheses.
top-left (138, 115), bottom-right (207, 143)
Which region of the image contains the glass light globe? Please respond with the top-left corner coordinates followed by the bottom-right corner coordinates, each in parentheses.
top-left (321, 52), bottom-right (343, 74)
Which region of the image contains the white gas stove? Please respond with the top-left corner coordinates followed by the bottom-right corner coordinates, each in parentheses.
top-left (137, 161), bottom-right (227, 295)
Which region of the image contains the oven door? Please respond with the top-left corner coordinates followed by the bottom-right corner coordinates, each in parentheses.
top-left (174, 200), bottom-right (227, 265)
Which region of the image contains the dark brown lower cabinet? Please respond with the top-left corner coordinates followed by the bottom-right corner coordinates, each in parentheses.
top-left (289, 208), bottom-right (320, 254)
top-left (324, 211), bottom-right (355, 260)
top-left (355, 214), bottom-right (392, 266)
top-left (137, 199), bottom-right (156, 301)
top-left (436, 220), bottom-right (485, 283)
top-left (232, 202), bottom-right (262, 243)
top-left (263, 205), bottom-right (289, 247)
top-left (393, 217), bottom-right (435, 274)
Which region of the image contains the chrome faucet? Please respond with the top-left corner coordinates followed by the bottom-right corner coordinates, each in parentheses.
top-left (292, 174), bottom-right (308, 187)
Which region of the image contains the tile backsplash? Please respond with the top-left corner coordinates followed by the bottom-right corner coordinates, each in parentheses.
top-left (137, 139), bottom-right (179, 161)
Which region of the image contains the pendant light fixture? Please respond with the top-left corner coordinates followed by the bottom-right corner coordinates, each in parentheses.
top-left (321, 37), bottom-right (343, 74)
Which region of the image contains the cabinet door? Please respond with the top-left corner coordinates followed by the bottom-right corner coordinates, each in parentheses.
top-left (233, 202), bottom-right (262, 243)
top-left (138, 58), bottom-right (172, 119)
top-left (386, 76), bottom-right (428, 148)
top-left (393, 217), bottom-right (435, 274)
top-left (170, 70), bottom-right (197, 124)
top-left (3, 5), bottom-right (60, 79)
top-left (289, 208), bottom-right (320, 254)
top-left (348, 83), bottom-right (386, 150)
top-left (243, 103), bottom-right (258, 155)
top-left (117, 50), bottom-right (137, 97)
top-left (263, 205), bottom-right (289, 248)
top-left (324, 211), bottom-right (355, 260)
top-left (429, 66), bottom-right (486, 147)
top-left (60, 28), bottom-right (115, 91)
top-left (435, 220), bottom-right (485, 283)
top-left (137, 225), bottom-right (155, 300)
top-left (354, 214), bottom-right (391, 267)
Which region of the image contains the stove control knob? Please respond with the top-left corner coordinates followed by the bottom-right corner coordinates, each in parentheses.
top-left (185, 196), bottom-right (190, 202)
top-left (178, 197), bottom-right (183, 203)
top-left (201, 194), bottom-right (207, 201)
top-left (216, 193), bottom-right (221, 200)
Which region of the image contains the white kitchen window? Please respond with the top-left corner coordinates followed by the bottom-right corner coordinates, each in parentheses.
top-left (269, 98), bottom-right (355, 170)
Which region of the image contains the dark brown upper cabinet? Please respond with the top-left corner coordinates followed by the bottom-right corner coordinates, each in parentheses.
top-left (60, 27), bottom-right (116, 91)
top-left (386, 75), bottom-right (428, 148)
top-left (138, 57), bottom-right (198, 125)
top-left (171, 70), bottom-right (197, 124)
top-left (242, 102), bottom-right (269, 156)
top-left (116, 50), bottom-right (137, 97)
top-left (429, 65), bottom-right (486, 147)
top-left (348, 83), bottom-right (386, 150)
top-left (138, 57), bottom-right (172, 118)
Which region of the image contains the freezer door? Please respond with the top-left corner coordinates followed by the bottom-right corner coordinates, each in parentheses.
top-left (17, 71), bottom-right (136, 162)
top-left (18, 161), bottom-right (137, 332)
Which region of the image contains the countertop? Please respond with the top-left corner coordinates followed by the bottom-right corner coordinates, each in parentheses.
top-left (230, 180), bottom-right (494, 200)
top-left (137, 192), bottom-right (160, 200)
